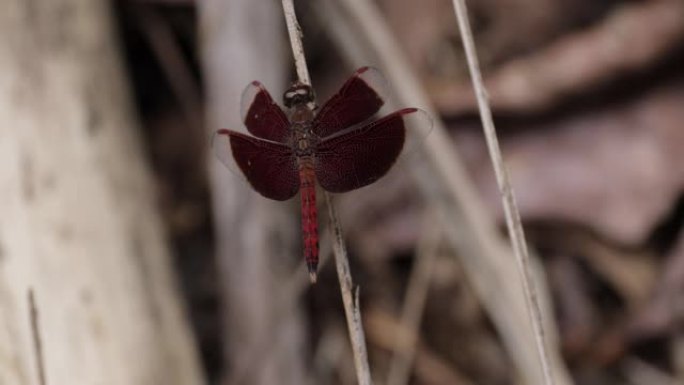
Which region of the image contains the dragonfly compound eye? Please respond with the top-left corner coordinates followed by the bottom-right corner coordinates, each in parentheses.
top-left (284, 84), bottom-right (314, 108)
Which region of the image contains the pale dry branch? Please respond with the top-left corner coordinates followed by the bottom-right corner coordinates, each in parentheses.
top-left (315, 0), bottom-right (572, 384)
top-left (386, 212), bottom-right (440, 385)
top-left (28, 290), bottom-right (46, 385)
top-left (451, 0), bottom-right (555, 384)
top-left (281, 0), bottom-right (311, 87)
top-left (326, 196), bottom-right (374, 385)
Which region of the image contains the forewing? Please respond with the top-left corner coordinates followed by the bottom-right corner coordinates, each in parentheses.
top-left (240, 81), bottom-right (291, 143)
top-left (312, 67), bottom-right (387, 138)
top-left (213, 129), bottom-right (299, 201)
top-left (315, 108), bottom-right (431, 193)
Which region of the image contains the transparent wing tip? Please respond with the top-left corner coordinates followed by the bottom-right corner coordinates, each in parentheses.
top-left (402, 108), bottom-right (433, 154)
top-left (211, 129), bottom-right (238, 172)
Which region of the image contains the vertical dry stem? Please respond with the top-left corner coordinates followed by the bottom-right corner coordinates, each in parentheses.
top-left (281, 1), bottom-right (373, 384)
top-left (326, 198), bottom-right (373, 385)
top-left (387, 213), bottom-right (440, 385)
top-left (29, 290), bottom-right (46, 385)
top-left (451, 1), bottom-right (555, 384)
top-left (315, 0), bottom-right (570, 383)
top-left (281, 0), bottom-right (311, 86)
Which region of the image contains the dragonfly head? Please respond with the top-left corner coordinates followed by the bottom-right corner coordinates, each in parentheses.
top-left (283, 83), bottom-right (314, 108)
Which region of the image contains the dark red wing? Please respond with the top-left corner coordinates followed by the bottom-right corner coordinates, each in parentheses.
top-left (240, 81), bottom-right (290, 143)
top-left (213, 129), bottom-right (299, 201)
top-left (314, 108), bottom-right (418, 193)
top-left (312, 67), bottom-right (386, 138)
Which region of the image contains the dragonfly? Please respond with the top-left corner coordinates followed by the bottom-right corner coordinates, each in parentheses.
top-left (213, 67), bottom-right (431, 283)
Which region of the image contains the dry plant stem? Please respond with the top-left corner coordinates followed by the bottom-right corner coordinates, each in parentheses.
top-left (325, 192), bottom-right (373, 385)
top-left (281, 0), bottom-right (311, 86)
top-left (29, 290), bottom-right (46, 385)
top-left (387, 213), bottom-right (440, 385)
top-left (281, 1), bottom-right (373, 384)
top-left (451, 1), bottom-right (555, 385)
top-left (317, 0), bottom-right (570, 383)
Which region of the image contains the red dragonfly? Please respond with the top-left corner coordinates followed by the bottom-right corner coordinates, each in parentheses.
top-left (213, 67), bottom-right (430, 283)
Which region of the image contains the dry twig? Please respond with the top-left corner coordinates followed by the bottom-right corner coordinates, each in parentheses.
top-left (282, 1), bottom-right (373, 384)
top-left (315, 0), bottom-right (571, 383)
top-left (386, 212), bottom-right (440, 385)
top-left (29, 289), bottom-right (46, 385)
top-left (451, 1), bottom-right (556, 384)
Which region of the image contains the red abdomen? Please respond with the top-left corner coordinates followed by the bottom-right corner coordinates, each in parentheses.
top-left (299, 160), bottom-right (319, 282)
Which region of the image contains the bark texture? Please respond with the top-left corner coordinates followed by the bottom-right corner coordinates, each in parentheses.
top-left (0, 1), bottom-right (204, 384)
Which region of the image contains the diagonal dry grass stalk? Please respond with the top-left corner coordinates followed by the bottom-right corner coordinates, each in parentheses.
top-left (282, 1), bottom-right (373, 384)
top-left (386, 211), bottom-right (441, 385)
top-left (314, 0), bottom-right (572, 384)
top-left (450, 1), bottom-right (555, 384)
top-left (29, 290), bottom-right (46, 385)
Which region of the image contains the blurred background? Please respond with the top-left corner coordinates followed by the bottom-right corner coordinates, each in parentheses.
top-left (1, 0), bottom-right (682, 385)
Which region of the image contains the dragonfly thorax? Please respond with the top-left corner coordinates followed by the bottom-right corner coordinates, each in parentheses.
top-left (289, 104), bottom-right (314, 124)
top-left (289, 99), bottom-right (317, 157)
top-left (293, 122), bottom-right (317, 156)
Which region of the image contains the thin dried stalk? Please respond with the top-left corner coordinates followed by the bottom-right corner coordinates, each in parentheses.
top-left (281, 1), bottom-right (373, 384)
top-left (29, 290), bottom-right (47, 385)
top-left (326, 199), bottom-right (373, 385)
top-left (450, 1), bottom-right (555, 384)
top-left (315, 0), bottom-right (571, 384)
top-left (281, 0), bottom-right (311, 86)
top-left (387, 212), bottom-right (440, 385)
